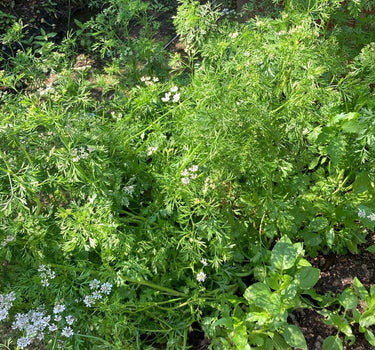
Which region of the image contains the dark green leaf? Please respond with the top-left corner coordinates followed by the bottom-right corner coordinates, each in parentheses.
top-left (271, 242), bottom-right (298, 271)
top-left (308, 217), bottom-right (328, 232)
top-left (322, 336), bottom-right (343, 350)
top-left (273, 332), bottom-right (292, 350)
top-left (339, 288), bottom-right (358, 310)
top-left (365, 330), bottom-right (375, 346)
top-left (282, 324), bottom-right (307, 349)
top-left (353, 277), bottom-right (369, 301)
top-left (359, 311), bottom-right (375, 327)
top-left (244, 283), bottom-right (271, 308)
top-left (296, 266), bottom-right (320, 289)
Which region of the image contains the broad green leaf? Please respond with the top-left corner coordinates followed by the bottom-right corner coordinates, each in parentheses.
top-left (244, 283), bottom-right (271, 309)
top-left (273, 332), bottom-right (292, 350)
top-left (322, 336), bottom-right (343, 350)
top-left (264, 338), bottom-right (274, 350)
top-left (366, 244), bottom-right (375, 253)
top-left (271, 242), bottom-right (298, 271)
top-left (308, 217), bottom-right (328, 232)
top-left (323, 313), bottom-right (344, 328)
top-left (297, 258), bottom-right (311, 268)
top-left (341, 324), bottom-right (355, 345)
top-left (296, 266), bottom-right (320, 289)
top-left (212, 317), bottom-right (233, 329)
top-left (353, 277), bottom-right (369, 301)
top-left (325, 228), bottom-right (335, 248)
top-left (339, 288), bottom-right (358, 310)
top-left (353, 173), bottom-right (372, 193)
top-left (281, 280), bottom-right (298, 299)
top-left (248, 333), bottom-right (264, 345)
top-left (359, 311), bottom-right (375, 327)
top-left (269, 293), bottom-right (283, 313)
top-left (302, 231), bottom-right (322, 247)
top-left (266, 272), bottom-right (280, 290)
top-left (233, 325), bottom-right (249, 348)
top-left (352, 309), bottom-right (361, 322)
top-left (365, 330), bottom-right (375, 346)
top-left (308, 156), bottom-right (320, 170)
top-left (246, 311), bottom-right (269, 324)
top-left (282, 324), bottom-right (307, 349)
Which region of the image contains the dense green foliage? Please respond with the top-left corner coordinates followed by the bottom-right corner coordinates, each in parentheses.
top-left (0, 0), bottom-right (375, 348)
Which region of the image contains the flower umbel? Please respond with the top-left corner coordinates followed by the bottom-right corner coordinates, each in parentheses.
top-left (196, 271), bottom-right (207, 282)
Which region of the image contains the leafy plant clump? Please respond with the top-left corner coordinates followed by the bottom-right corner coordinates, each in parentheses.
top-left (0, 0), bottom-right (375, 348)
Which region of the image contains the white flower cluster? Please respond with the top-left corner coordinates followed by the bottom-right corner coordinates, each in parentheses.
top-left (196, 258), bottom-right (208, 282)
top-left (124, 185), bottom-right (135, 195)
top-left (38, 84), bottom-right (54, 97)
top-left (229, 32), bottom-right (239, 39)
top-left (181, 165), bottom-right (199, 185)
top-left (38, 265), bottom-right (55, 287)
top-left (202, 177), bottom-right (216, 194)
top-left (12, 304), bottom-right (76, 349)
top-left (0, 291), bottom-right (16, 321)
top-left (140, 76), bottom-right (159, 86)
top-left (72, 146), bottom-right (94, 162)
top-left (83, 280), bottom-right (113, 307)
top-left (161, 86), bottom-right (180, 103)
top-left (147, 146), bottom-right (158, 156)
top-left (196, 271), bottom-right (206, 283)
top-left (1, 235), bottom-right (15, 247)
top-left (358, 208), bottom-right (375, 221)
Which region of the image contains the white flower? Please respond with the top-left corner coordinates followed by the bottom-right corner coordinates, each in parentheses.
top-left (229, 32), bottom-right (239, 39)
top-left (83, 295), bottom-right (94, 307)
top-left (201, 258), bottom-right (208, 266)
top-left (49, 323), bottom-right (58, 332)
top-left (181, 169), bottom-right (189, 177)
top-left (61, 326), bottom-right (74, 338)
top-left (92, 291), bottom-right (102, 300)
top-left (38, 265), bottom-right (47, 272)
top-left (41, 279), bottom-right (50, 287)
top-left (189, 165), bottom-right (198, 172)
top-left (0, 308), bottom-right (8, 321)
top-left (12, 313), bottom-right (29, 330)
top-left (161, 92), bottom-right (171, 102)
top-left (153, 77), bottom-right (159, 82)
top-left (100, 282), bottom-right (112, 295)
top-left (196, 271), bottom-right (207, 282)
top-left (0, 292), bottom-right (16, 320)
top-left (172, 93), bottom-right (180, 102)
top-left (53, 304), bottom-right (65, 314)
top-left (190, 173), bottom-right (197, 180)
top-left (39, 265), bottom-right (55, 286)
top-left (1, 235), bottom-right (15, 246)
top-left (170, 86), bottom-right (178, 92)
top-left (147, 146), bottom-right (158, 156)
top-left (124, 185), bottom-right (135, 195)
top-left (54, 315), bottom-right (62, 322)
top-left (181, 177), bottom-right (190, 185)
top-left (17, 336), bottom-right (32, 349)
top-left (89, 279), bottom-right (101, 290)
top-left (358, 209), bottom-right (366, 218)
top-left (65, 315), bottom-right (76, 326)
top-left (367, 213), bottom-right (375, 221)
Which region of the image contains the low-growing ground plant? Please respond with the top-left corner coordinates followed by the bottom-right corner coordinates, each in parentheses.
top-left (0, 0), bottom-right (375, 349)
